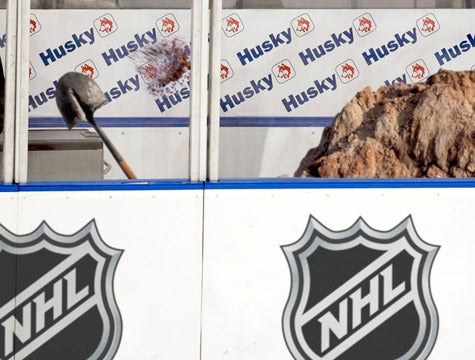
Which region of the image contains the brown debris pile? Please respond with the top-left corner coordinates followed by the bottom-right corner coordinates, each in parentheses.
top-left (295, 69), bottom-right (475, 178)
top-left (130, 37), bottom-right (191, 97)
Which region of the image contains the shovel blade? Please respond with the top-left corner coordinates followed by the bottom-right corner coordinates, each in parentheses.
top-left (56, 72), bottom-right (108, 129)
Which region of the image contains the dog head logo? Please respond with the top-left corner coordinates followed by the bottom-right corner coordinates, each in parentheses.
top-left (144, 64), bottom-right (158, 80)
top-left (0, 221), bottom-right (123, 360)
top-left (422, 17), bottom-right (435, 32)
top-left (277, 63), bottom-right (292, 80)
top-left (157, 14), bottom-right (180, 37)
top-left (222, 14), bottom-right (244, 37)
top-left (412, 63), bottom-right (425, 79)
top-left (99, 17), bottom-right (114, 33)
top-left (81, 63), bottom-right (95, 78)
top-left (341, 63), bottom-right (355, 79)
top-left (336, 59), bottom-right (359, 84)
top-left (272, 59), bottom-right (295, 84)
top-left (417, 14), bottom-right (440, 37)
top-left (291, 13), bottom-right (314, 37)
top-left (75, 60), bottom-right (99, 80)
top-left (296, 17), bottom-right (310, 33)
top-left (282, 216), bottom-right (438, 360)
top-left (139, 63), bottom-right (159, 83)
top-left (30, 14), bottom-right (41, 36)
top-left (30, 19), bottom-right (37, 34)
top-left (358, 16), bottom-right (372, 33)
top-left (220, 60), bottom-right (234, 82)
top-left (29, 63), bottom-right (36, 80)
top-left (226, 17), bottom-right (240, 33)
top-left (406, 60), bottom-right (430, 83)
top-left (94, 14), bottom-right (118, 37)
top-left (353, 13), bottom-right (376, 37)
top-left (161, 17), bottom-right (176, 33)
top-left (221, 64), bottom-right (230, 80)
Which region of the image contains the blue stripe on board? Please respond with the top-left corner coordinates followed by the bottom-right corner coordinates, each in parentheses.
top-left (17, 179), bottom-right (203, 192)
top-left (29, 117), bottom-right (333, 128)
top-left (0, 184), bottom-right (19, 192)
top-left (204, 178), bottom-right (475, 189)
top-left (1, 178), bottom-right (474, 192)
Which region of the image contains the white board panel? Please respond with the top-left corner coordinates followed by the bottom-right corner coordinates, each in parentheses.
top-left (202, 186), bottom-right (475, 359)
top-left (0, 188), bottom-right (203, 360)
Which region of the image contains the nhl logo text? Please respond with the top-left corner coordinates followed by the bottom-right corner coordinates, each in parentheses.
top-left (0, 221), bottom-right (122, 360)
top-left (1, 265), bottom-right (91, 357)
top-left (282, 216), bottom-right (439, 360)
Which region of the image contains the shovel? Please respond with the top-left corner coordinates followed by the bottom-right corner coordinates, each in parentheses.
top-left (56, 72), bottom-right (137, 180)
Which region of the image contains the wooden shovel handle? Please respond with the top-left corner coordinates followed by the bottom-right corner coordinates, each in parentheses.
top-left (118, 160), bottom-right (137, 180)
top-left (91, 120), bottom-right (137, 179)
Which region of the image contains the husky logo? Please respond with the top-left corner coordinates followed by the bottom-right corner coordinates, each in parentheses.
top-left (30, 14), bottom-right (41, 36)
top-left (353, 13), bottom-right (376, 37)
top-left (30, 19), bottom-right (37, 34)
top-left (336, 59), bottom-right (359, 84)
top-left (341, 63), bottom-right (355, 79)
top-left (277, 63), bottom-right (292, 79)
top-left (0, 221), bottom-right (123, 360)
top-left (421, 17), bottom-right (435, 32)
top-left (222, 14), bottom-right (244, 37)
top-left (81, 63), bottom-right (95, 78)
top-left (417, 14), bottom-right (439, 37)
top-left (99, 17), bottom-right (114, 33)
top-left (29, 62), bottom-right (36, 80)
top-left (291, 14), bottom-right (314, 37)
top-left (157, 14), bottom-right (180, 37)
top-left (94, 14), bottom-right (118, 37)
top-left (139, 63), bottom-right (159, 83)
top-left (161, 17), bottom-right (176, 33)
top-left (75, 60), bottom-right (99, 80)
top-left (221, 64), bottom-right (230, 80)
top-left (358, 17), bottom-right (372, 32)
top-left (282, 216), bottom-right (438, 360)
top-left (272, 59), bottom-right (295, 84)
top-left (407, 60), bottom-right (429, 83)
top-left (226, 17), bottom-right (240, 33)
top-left (296, 17), bottom-right (310, 33)
top-left (220, 60), bottom-right (234, 82)
top-left (412, 63), bottom-right (425, 79)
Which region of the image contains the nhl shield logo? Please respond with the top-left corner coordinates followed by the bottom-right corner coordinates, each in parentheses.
top-left (0, 220), bottom-right (122, 360)
top-left (282, 216), bottom-right (438, 360)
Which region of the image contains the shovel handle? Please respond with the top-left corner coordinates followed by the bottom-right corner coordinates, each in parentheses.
top-left (118, 159), bottom-right (137, 180)
top-left (91, 121), bottom-right (137, 180)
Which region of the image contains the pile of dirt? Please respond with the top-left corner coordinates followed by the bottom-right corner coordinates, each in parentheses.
top-left (295, 69), bottom-right (475, 178)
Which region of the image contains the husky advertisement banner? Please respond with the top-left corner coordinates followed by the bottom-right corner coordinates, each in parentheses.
top-left (219, 9), bottom-right (475, 124)
top-left (1, 9), bottom-right (474, 127)
top-left (26, 10), bottom-right (192, 125)
top-left (1, 9), bottom-right (475, 179)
